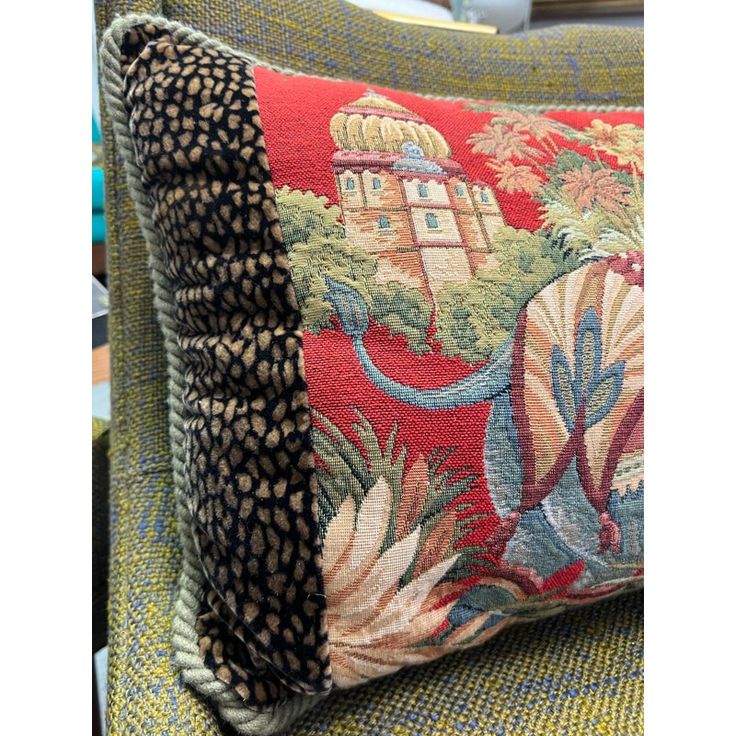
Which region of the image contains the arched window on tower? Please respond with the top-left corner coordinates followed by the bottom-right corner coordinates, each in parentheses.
top-left (345, 177), bottom-right (355, 191)
top-left (425, 212), bottom-right (439, 229)
top-left (378, 215), bottom-right (390, 229)
top-left (479, 190), bottom-right (490, 203)
top-left (372, 177), bottom-right (382, 190)
top-left (455, 184), bottom-right (465, 197)
top-left (417, 183), bottom-right (428, 198)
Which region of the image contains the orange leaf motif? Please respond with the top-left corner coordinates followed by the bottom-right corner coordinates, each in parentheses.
top-left (414, 512), bottom-right (457, 577)
top-left (395, 455), bottom-right (430, 539)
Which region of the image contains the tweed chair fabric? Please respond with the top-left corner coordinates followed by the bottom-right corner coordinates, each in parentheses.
top-left (95, 2), bottom-right (644, 734)
top-left (287, 592), bottom-right (643, 735)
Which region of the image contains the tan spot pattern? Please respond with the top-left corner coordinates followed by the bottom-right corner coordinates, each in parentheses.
top-left (122, 28), bottom-right (331, 709)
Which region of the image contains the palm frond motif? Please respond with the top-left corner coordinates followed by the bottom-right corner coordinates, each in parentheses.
top-left (490, 161), bottom-right (543, 195)
top-left (575, 119), bottom-right (644, 172)
top-left (489, 108), bottom-right (578, 155)
top-left (313, 409), bottom-right (500, 686)
top-left (465, 118), bottom-right (644, 265)
top-left (597, 212), bottom-right (644, 255)
top-left (465, 103), bottom-right (578, 160)
top-left (537, 152), bottom-right (644, 260)
top-left (539, 189), bottom-right (612, 259)
top-left (322, 477), bottom-right (464, 686)
top-left (558, 163), bottom-right (632, 216)
top-left (313, 409), bottom-right (479, 560)
top-left (468, 124), bottom-right (544, 162)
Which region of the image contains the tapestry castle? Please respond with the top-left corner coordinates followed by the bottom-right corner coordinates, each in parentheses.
top-left (330, 91), bottom-right (504, 304)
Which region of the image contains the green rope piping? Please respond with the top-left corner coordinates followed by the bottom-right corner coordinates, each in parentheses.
top-left (99, 12), bottom-right (643, 734)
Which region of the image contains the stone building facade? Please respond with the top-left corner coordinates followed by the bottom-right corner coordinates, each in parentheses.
top-left (330, 91), bottom-right (505, 304)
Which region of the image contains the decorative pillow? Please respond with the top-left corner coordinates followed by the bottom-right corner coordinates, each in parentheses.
top-left (104, 18), bottom-right (643, 734)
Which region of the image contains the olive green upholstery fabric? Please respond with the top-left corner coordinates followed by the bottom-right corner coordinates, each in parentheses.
top-left (95, 2), bottom-right (644, 734)
top-left (287, 592), bottom-right (643, 736)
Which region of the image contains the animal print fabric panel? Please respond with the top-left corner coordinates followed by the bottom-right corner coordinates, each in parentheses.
top-left (253, 67), bottom-right (644, 689)
top-left (121, 30), bottom-right (331, 709)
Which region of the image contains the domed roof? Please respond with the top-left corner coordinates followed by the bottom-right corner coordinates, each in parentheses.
top-left (330, 90), bottom-right (451, 158)
top-left (341, 90), bottom-right (415, 116)
top-left (392, 141), bottom-right (446, 175)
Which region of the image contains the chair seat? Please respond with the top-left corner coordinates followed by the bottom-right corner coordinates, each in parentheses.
top-left (286, 592), bottom-right (643, 735)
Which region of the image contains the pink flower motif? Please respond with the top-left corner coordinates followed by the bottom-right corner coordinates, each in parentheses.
top-left (608, 251), bottom-right (644, 287)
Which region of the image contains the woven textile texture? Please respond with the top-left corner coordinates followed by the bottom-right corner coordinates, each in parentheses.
top-left (114, 23), bottom-right (643, 728)
top-left (253, 65), bottom-right (644, 690)
top-left (95, 3), bottom-right (644, 735)
top-left (121, 28), bottom-right (332, 713)
top-left (286, 591), bottom-right (643, 736)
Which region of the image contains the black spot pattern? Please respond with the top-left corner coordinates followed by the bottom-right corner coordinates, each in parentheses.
top-left (122, 27), bottom-right (331, 710)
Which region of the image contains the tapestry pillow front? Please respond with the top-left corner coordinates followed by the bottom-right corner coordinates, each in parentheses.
top-left (113, 22), bottom-right (643, 728)
top-left (256, 66), bottom-right (644, 687)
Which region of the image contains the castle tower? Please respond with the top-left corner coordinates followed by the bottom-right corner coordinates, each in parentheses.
top-left (330, 91), bottom-right (504, 304)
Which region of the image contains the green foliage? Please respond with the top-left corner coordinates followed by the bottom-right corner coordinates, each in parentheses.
top-left (311, 409), bottom-right (481, 577)
top-left (370, 282), bottom-right (432, 355)
top-left (276, 185), bottom-right (379, 331)
top-left (276, 185), bottom-right (344, 245)
top-left (540, 151), bottom-right (644, 259)
top-left (276, 186), bottom-right (432, 348)
top-left (288, 234), bottom-right (377, 331)
top-left (547, 149), bottom-right (589, 176)
top-left (312, 409), bottom-right (406, 528)
top-left (434, 226), bottom-right (577, 363)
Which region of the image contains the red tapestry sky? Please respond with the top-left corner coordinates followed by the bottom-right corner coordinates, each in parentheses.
top-left (255, 65), bottom-right (643, 234)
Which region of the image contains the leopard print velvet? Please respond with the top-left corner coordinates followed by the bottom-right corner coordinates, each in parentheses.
top-left (122, 28), bottom-right (331, 709)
